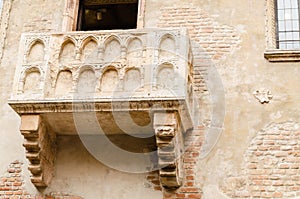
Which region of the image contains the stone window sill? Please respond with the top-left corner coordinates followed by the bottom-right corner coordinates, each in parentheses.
top-left (264, 50), bottom-right (300, 62)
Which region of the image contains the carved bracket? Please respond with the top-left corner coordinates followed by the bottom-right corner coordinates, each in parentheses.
top-left (153, 112), bottom-right (184, 189)
top-left (20, 115), bottom-right (56, 187)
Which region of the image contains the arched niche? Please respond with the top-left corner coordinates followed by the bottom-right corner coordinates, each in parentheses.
top-left (82, 39), bottom-right (98, 62)
top-left (100, 68), bottom-right (118, 93)
top-left (124, 68), bottom-right (141, 91)
top-left (23, 68), bottom-right (41, 93)
top-left (103, 38), bottom-right (121, 62)
top-left (159, 35), bottom-right (176, 59)
top-left (27, 40), bottom-right (45, 63)
top-left (157, 63), bottom-right (175, 89)
top-left (55, 70), bottom-right (73, 97)
top-left (77, 69), bottom-right (96, 94)
top-left (59, 40), bottom-right (76, 63)
top-left (127, 38), bottom-right (143, 66)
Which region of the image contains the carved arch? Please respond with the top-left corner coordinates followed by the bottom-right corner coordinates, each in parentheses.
top-left (54, 69), bottom-right (73, 97)
top-left (26, 39), bottom-right (46, 63)
top-left (103, 36), bottom-right (122, 62)
top-left (59, 39), bottom-right (77, 63)
top-left (123, 67), bottom-right (142, 92)
top-left (53, 65), bottom-right (75, 87)
top-left (75, 65), bottom-right (96, 80)
top-left (104, 35), bottom-right (122, 46)
top-left (20, 67), bottom-right (42, 93)
top-left (99, 66), bottom-right (119, 92)
top-left (76, 66), bottom-right (97, 94)
top-left (126, 37), bottom-right (144, 66)
top-left (155, 62), bottom-right (176, 89)
top-left (81, 35), bottom-right (98, 53)
top-left (158, 34), bottom-right (177, 59)
top-left (127, 38), bottom-right (143, 52)
top-left (157, 33), bottom-right (177, 47)
top-left (81, 36), bottom-right (98, 62)
top-left (62, 35), bottom-right (78, 46)
top-left (20, 66), bottom-right (43, 83)
top-left (155, 62), bottom-right (175, 74)
top-left (81, 35), bottom-right (99, 48)
top-left (125, 37), bottom-right (144, 49)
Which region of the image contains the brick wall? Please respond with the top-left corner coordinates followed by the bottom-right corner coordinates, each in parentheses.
top-left (158, 4), bottom-right (241, 94)
top-left (222, 122), bottom-right (300, 198)
top-left (145, 170), bottom-right (162, 192)
top-left (162, 126), bottom-right (204, 199)
top-left (0, 161), bottom-right (31, 199)
top-left (0, 161), bottom-right (82, 199)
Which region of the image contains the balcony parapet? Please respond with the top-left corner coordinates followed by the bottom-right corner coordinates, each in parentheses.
top-left (11, 29), bottom-right (192, 100)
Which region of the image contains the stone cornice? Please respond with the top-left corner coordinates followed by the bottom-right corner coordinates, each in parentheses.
top-left (9, 98), bottom-right (194, 133)
top-left (9, 98), bottom-right (187, 113)
top-left (264, 50), bottom-right (300, 62)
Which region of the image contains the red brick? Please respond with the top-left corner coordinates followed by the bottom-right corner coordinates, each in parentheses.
top-left (179, 187), bottom-right (199, 193)
top-left (175, 193), bottom-right (185, 198)
top-left (5, 191), bottom-right (13, 195)
top-left (13, 182), bottom-right (22, 186)
top-left (272, 192), bottom-right (283, 198)
top-left (0, 187), bottom-right (10, 191)
top-left (185, 175), bottom-right (194, 181)
top-left (188, 194), bottom-right (201, 198)
top-left (184, 181), bottom-right (194, 187)
top-left (13, 190), bottom-right (23, 195)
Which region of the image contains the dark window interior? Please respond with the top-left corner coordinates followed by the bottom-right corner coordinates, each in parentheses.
top-left (77, 0), bottom-right (138, 31)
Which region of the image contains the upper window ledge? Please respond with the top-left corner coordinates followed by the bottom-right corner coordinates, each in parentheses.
top-left (264, 50), bottom-right (300, 62)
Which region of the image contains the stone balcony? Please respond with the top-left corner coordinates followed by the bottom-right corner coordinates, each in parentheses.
top-left (9, 29), bottom-right (196, 189)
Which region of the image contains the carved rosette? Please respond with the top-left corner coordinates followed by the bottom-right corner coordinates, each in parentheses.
top-left (20, 115), bottom-right (56, 187)
top-left (154, 112), bottom-right (184, 189)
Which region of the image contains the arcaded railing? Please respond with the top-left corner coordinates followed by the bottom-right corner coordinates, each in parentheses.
top-left (11, 28), bottom-right (193, 102)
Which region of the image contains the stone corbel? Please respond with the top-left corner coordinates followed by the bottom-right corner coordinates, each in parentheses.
top-left (20, 115), bottom-right (56, 187)
top-left (153, 112), bottom-right (184, 189)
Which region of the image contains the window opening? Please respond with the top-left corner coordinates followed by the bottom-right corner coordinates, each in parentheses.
top-left (275, 0), bottom-right (300, 49)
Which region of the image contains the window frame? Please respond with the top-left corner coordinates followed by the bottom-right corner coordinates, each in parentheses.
top-left (62, 0), bottom-right (145, 32)
top-left (275, 0), bottom-right (300, 50)
top-left (265, 0), bottom-right (300, 62)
